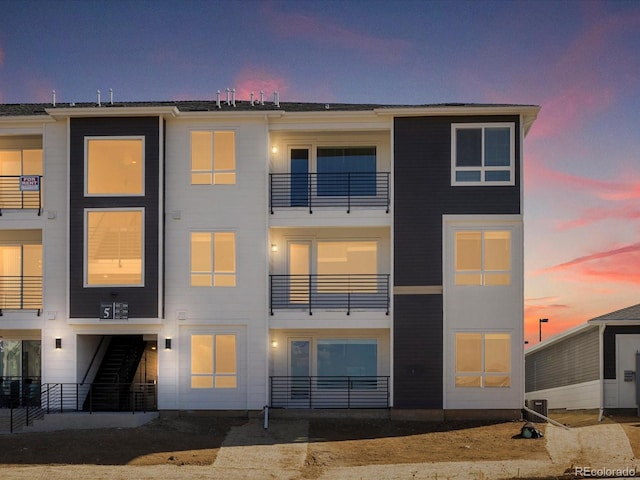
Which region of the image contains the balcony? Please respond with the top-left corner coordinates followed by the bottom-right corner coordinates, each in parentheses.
top-left (269, 274), bottom-right (390, 315)
top-left (270, 172), bottom-right (390, 213)
top-left (0, 176), bottom-right (43, 213)
top-left (270, 376), bottom-right (390, 409)
top-left (0, 276), bottom-right (42, 313)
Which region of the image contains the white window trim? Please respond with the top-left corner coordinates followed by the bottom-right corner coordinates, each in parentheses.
top-left (451, 123), bottom-right (515, 186)
top-left (189, 332), bottom-right (239, 390)
top-left (454, 228), bottom-right (512, 287)
top-left (189, 230), bottom-right (237, 288)
top-left (454, 331), bottom-right (512, 389)
top-left (83, 207), bottom-right (145, 288)
top-left (189, 129), bottom-right (237, 185)
top-left (84, 136), bottom-right (145, 197)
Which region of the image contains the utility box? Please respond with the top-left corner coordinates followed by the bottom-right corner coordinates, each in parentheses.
top-left (527, 399), bottom-right (548, 422)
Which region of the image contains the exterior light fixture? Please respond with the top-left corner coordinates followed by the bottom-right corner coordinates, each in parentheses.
top-left (165, 338), bottom-right (172, 350)
top-left (539, 318), bottom-right (549, 342)
top-left (271, 244), bottom-right (278, 252)
top-left (271, 146), bottom-right (278, 154)
top-left (55, 338), bottom-right (62, 349)
top-left (271, 340), bottom-right (278, 348)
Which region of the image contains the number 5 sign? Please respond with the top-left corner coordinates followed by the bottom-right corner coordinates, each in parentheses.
top-left (100, 302), bottom-right (114, 319)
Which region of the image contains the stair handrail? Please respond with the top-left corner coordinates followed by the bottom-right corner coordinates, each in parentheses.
top-left (81, 336), bottom-right (107, 385)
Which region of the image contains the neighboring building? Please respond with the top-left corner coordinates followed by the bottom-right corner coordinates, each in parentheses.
top-left (526, 303), bottom-right (640, 412)
top-left (0, 96), bottom-right (539, 419)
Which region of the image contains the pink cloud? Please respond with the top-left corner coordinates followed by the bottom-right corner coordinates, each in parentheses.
top-left (232, 67), bottom-right (291, 101)
top-left (489, 6), bottom-right (640, 140)
top-left (26, 79), bottom-right (55, 103)
top-left (527, 85), bottom-right (613, 140)
top-left (556, 204), bottom-right (640, 230)
top-left (525, 160), bottom-right (640, 199)
top-left (262, 4), bottom-right (411, 64)
top-left (539, 241), bottom-right (640, 285)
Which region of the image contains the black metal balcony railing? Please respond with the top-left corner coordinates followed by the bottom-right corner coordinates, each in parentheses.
top-left (270, 172), bottom-right (390, 213)
top-left (269, 274), bottom-right (390, 315)
top-left (0, 176), bottom-right (42, 212)
top-left (270, 376), bottom-right (390, 409)
top-left (0, 380), bottom-right (158, 433)
top-left (0, 276), bottom-right (43, 311)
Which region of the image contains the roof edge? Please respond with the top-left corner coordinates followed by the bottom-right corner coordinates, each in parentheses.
top-left (525, 322), bottom-right (598, 355)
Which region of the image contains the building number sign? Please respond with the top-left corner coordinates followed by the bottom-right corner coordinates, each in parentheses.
top-left (100, 301), bottom-right (129, 320)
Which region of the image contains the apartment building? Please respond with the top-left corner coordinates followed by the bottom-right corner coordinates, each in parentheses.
top-left (0, 96), bottom-right (539, 418)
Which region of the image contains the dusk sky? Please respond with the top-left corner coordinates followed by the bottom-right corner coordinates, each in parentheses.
top-left (1, 0), bottom-right (639, 344)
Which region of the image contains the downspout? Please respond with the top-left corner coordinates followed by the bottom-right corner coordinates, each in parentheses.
top-left (598, 323), bottom-right (605, 422)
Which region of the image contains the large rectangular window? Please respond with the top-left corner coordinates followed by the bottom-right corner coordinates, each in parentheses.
top-left (0, 238), bottom-right (42, 309)
top-left (86, 138), bottom-right (144, 195)
top-left (85, 209), bottom-right (143, 286)
top-left (317, 147), bottom-right (376, 196)
top-left (455, 230), bottom-right (511, 286)
top-left (317, 241), bottom-right (377, 275)
top-left (190, 232), bottom-right (236, 287)
top-left (317, 339), bottom-right (377, 377)
top-left (0, 136), bottom-right (43, 208)
top-left (452, 124), bottom-right (514, 185)
top-left (317, 240), bottom-right (377, 293)
top-left (191, 131), bottom-right (236, 185)
top-left (455, 333), bottom-right (510, 388)
top-left (191, 334), bottom-right (237, 389)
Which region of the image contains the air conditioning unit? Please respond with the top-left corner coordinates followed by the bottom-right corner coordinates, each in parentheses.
top-left (527, 399), bottom-right (548, 422)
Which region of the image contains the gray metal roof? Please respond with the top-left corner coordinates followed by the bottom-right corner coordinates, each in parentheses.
top-left (589, 303), bottom-right (640, 322)
top-left (0, 100), bottom-right (539, 117)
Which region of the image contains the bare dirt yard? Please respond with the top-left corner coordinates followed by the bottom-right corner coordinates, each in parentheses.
top-left (0, 410), bottom-right (638, 479)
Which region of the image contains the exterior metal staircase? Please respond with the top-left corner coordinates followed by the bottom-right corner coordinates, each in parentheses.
top-left (83, 335), bottom-right (146, 411)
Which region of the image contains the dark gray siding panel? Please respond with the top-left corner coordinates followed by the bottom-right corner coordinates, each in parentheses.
top-left (393, 115), bottom-right (521, 408)
top-left (393, 115), bottom-right (521, 287)
top-left (69, 117), bottom-right (160, 318)
top-left (525, 327), bottom-right (599, 392)
top-left (393, 295), bottom-right (443, 408)
top-left (604, 326), bottom-right (640, 379)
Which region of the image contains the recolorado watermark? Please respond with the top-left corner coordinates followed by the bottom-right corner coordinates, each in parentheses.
top-left (574, 466), bottom-right (636, 477)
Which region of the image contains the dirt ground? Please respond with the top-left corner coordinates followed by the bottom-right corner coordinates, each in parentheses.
top-left (0, 415), bottom-right (546, 467)
top-left (0, 410), bottom-right (638, 480)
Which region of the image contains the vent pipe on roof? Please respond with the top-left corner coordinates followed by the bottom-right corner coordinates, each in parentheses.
top-left (226, 88), bottom-right (230, 106)
top-left (109, 88), bottom-right (113, 105)
top-left (274, 91), bottom-right (280, 108)
top-left (232, 88), bottom-right (236, 107)
top-left (52, 90), bottom-right (56, 107)
top-left (250, 91), bottom-right (255, 106)
top-left (216, 90), bottom-right (221, 109)
top-left (97, 90), bottom-right (101, 107)
top-left (260, 90), bottom-right (264, 106)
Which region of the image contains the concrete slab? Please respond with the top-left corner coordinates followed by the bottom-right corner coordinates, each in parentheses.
top-left (18, 411), bottom-right (158, 432)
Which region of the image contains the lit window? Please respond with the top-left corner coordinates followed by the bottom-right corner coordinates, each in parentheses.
top-left (191, 334), bottom-right (237, 389)
top-left (86, 138), bottom-right (144, 195)
top-left (452, 124), bottom-right (514, 185)
top-left (0, 140), bottom-right (43, 208)
top-left (190, 232), bottom-right (236, 287)
top-left (191, 131), bottom-right (236, 185)
top-left (0, 241), bottom-right (42, 309)
top-left (455, 333), bottom-right (510, 388)
top-left (317, 241), bottom-right (377, 293)
top-left (86, 209), bottom-right (143, 286)
top-left (455, 230), bottom-right (510, 286)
